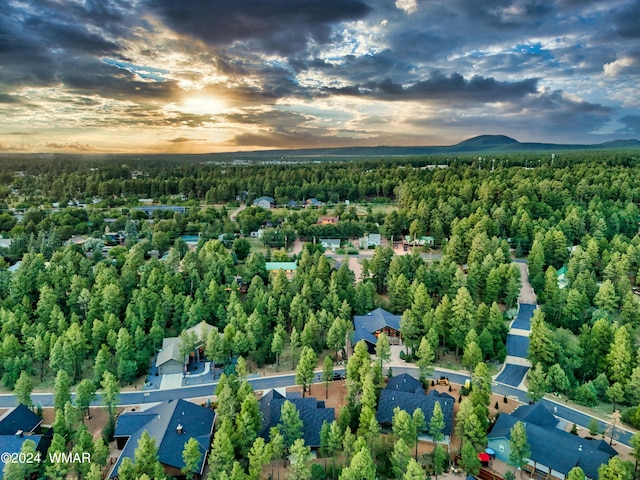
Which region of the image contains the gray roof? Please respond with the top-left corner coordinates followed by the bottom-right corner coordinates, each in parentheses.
top-left (510, 402), bottom-right (558, 429)
top-left (156, 337), bottom-right (183, 367)
top-left (258, 390), bottom-right (334, 448)
top-left (385, 373), bottom-right (424, 394)
top-left (353, 308), bottom-right (401, 346)
top-left (0, 405), bottom-right (43, 435)
top-left (376, 389), bottom-right (454, 435)
top-left (489, 406), bottom-right (615, 480)
top-left (111, 399), bottom-right (215, 478)
top-left (253, 196), bottom-right (275, 204)
top-left (0, 435), bottom-right (45, 479)
top-left (185, 321), bottom-right (215, 344)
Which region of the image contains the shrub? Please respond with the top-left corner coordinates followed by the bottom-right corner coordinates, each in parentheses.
top-left (621, 406), bottom-right (640, 428)
top-left (311, 464), bottom-right (326, 480)
top-left (574, 382), bottom-right (598, 407)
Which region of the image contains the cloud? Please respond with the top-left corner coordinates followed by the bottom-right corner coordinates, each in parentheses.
top-left (603, 56), bottom-right (636, 77)
top-left (44, 142), bottom-right (95, 151)
top-left (395, 0), bottom-right (419, 15)
top-left (617, 115), bottom-right (640, 135)
top-left (149, 0), bottom-right (371, 54)
top-left (324, 72), bottom-right (539, 104)
top-left (166, 137), bottom-right (206, 143)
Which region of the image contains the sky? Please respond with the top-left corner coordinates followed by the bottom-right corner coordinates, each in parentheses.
top-left (1, 0), bottom-right (640, 154)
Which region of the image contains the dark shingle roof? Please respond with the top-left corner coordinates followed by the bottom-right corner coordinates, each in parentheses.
top-left (258, 390), bottom-right (334, 448)
top-left (376, 389), bottom-right (454, 435)
top-left (489, 407), bottom-right (615, 480)
top-left (353, 308), bottom-right (401, 346)
top-left (110, 399), bottom-right (215, 478)
top-left (0, 435), bottom-right (44, 480)
top-left (0, 405), bottom-right (43, 435)
top-left (510, 402), bottom-right (558, 428)
top-left (385, 373), bottom-right (424, 394)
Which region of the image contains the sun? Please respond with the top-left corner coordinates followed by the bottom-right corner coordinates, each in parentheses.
top-left (173, 95), bottom-right (226, 115)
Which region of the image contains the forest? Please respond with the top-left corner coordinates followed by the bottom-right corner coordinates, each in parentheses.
top-left (1, 150), bottom-right (640, 479)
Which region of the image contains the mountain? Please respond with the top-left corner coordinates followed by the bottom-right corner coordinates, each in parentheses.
top-left (209, 135), bottom-right (639, 161)
top-left (454, 135), bottom-right (519, 148)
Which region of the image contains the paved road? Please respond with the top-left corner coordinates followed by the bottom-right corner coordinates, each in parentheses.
top-left (505, 334), bottom-right (530, 358)
top-left (511, 303), bottom-right (536, 330)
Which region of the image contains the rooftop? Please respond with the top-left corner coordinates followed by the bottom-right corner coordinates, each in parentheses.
top-left (111, 399), bottom-right (215, 478)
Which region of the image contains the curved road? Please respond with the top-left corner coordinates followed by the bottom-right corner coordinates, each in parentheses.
top-left (1, 365), bottom-right (631, 447)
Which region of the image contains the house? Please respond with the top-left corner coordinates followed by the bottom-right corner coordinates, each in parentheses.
top-left (132, 205), bottom-right (187, 217)
top-left (306, 198), bottom-right (323, 208)
top-left (557, 266), bottom-right (568, 289)
top-left (317, 216), bottom-right (339, 225)
top-left (376, 388), bottom-right (454, 442)
top-left (0, 405), bottom-right (50, 479)
top-left (250, 229), bottom-right (264, 239)
top-left (403, 235), bottom-right (435, 247)
top-left (155, 321), bottom-right (216, 375)
top-left (353, 308), bottom-right (402, 353)
top-left (0, 239), bottom-right (12, 249)
top-left (110, 399), bottom-right (215, 480)
top-left (253, 196), bottom-right (275, 209)
top-left (156, 337), bottom-right (184, 375)
top-left (487, 403), bottom-right (616, 480)
top-left (385, 373), bottom-right (424, 394)
top-left (320, 239), bottom-right (341, 251)
top-left (0, 404), bottom-right (43, 436)
top-left (258, 390), bottom-right (334, 449)
top-left (359, 233), bottom-right (382, 249)
top-left (265, 261), bottom-right (297, 279)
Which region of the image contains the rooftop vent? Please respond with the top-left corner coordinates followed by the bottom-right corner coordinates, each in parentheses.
top-left (177, 424), bottom-right (183, 434)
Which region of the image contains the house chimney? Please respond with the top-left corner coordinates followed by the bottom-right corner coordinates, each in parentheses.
top-left (176, 424), bottom-right (183, 434)
top-left (15, 430), bottom-right (23, 438)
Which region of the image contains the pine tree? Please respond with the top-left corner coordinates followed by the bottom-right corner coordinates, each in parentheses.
top-left (288, 439), bottom-right (312, 480)
top-left (53, 369), bottom-right (71, 411)
top-left (526, 363), bottom-right (548, 402)
top-left (509, 421), bottom-right (530, 477)
top-left (460, 440), bottom-right (481, 476)
top-left (416, 336), bottom-right (435, 380)
top-left (403, 458), bottom-right (425, 480)
top-left (279, 400), bottom-right (303, 454)
top-left (295, 346), bottom-right (317, 397)
top-left (75, 378), bottom-right (96, 421)
top-left (391, 438), bottom-right (411, 479)
top-left (567, 467), bottom-right (585, 480)
top-left (339, 447), bottom-right (377, 480)
top-left (606, 325), bottom-right (633, 385)
top-left (13, 370), bottom-right (33, 408)
top-left (433, 444), bottom-right (447, 480)
top-left (429, 401), bottom-right (445, 443)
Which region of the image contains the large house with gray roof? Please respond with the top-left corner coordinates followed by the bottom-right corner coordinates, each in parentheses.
top-left (487, 403), bottom-right (616, 480)
top-left (353, 308), bottom-right (402, 353)
top-left (110, 399), bottom-right (215, 480)
top-left (155, 321), bottom-right (215, 375)
top-left (258, 389), bottom-right (334, 449)
top-left (376, 385), bottom-right (455, 443)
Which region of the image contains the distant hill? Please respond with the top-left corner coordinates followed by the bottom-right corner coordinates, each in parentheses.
top-left (454, 135), bottom-right (519, 148)
top-left (212, 135), bottom-right (640, 160)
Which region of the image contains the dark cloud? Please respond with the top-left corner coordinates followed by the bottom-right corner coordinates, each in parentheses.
top-left (44, 142), bottom-right (95, 151)
top-left (324, 72), bottom-right (538, 103)
top-left (0, 94), bottom-right (23, 104)
top-left (617, 115), bottom-right (640, 135)
top-left (149, 0), bottom-right (371, 54)
top-left (232, 128), bottom-right (371, 149)
top-left (166, 137), bottom-right (206, 143)
top-left (611, 0), bottom-right (640, 38)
